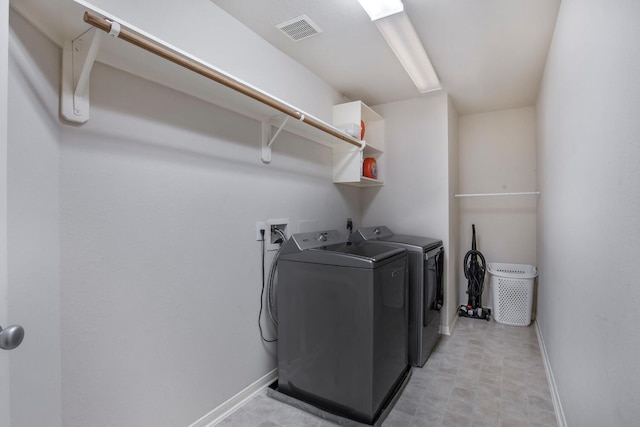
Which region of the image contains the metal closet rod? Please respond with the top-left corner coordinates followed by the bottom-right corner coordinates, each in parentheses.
top-left (454, 191), bottom-right (541, 198)
top-left (82, 12), bottom-right (363, 149)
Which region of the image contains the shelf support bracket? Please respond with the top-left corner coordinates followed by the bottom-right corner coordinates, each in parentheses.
top-left (61, 26), bottom-right (112, 123)
top-left (261, 116), bottom-right (290, 163)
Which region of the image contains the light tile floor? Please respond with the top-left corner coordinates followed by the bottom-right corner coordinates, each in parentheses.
top-left (217, 318), bottom-right (558, 427)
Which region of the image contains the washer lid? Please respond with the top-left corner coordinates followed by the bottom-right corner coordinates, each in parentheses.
top-left (383, 234), bottom-right (443, 252)
top-left (280, 241), bottom-right (406, 268)
top-left (350, 226), bottom-right (442, 252)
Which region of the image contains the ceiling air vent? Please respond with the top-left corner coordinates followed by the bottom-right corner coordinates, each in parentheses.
top-left (276, 14), bottom-right (323, 41)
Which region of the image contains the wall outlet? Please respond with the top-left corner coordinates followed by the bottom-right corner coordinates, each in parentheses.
top-left (256, 221), bottom-right (267, 241)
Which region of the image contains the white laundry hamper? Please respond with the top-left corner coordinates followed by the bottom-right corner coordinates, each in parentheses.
top-left (487, 263), bottom-right (538, 326)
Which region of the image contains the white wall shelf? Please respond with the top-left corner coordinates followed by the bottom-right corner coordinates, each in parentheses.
top-left (352, 176), bottom-right (384, 187)
top-left (332, 101), bottom-right (385, 187)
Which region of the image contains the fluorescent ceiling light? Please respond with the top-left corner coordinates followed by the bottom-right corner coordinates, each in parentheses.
top-left (357, 0), bottom-right (404, 21)
top-left (375, 11), bottom-right (441, 93)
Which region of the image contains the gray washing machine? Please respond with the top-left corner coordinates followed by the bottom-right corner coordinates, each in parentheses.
top-left (350, 226), bottom-right (444, 367)
top-left (276, 230), bottom-right (410, 424)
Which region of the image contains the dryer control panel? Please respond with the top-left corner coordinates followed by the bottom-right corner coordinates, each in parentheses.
top-left (352, 225), bottom-right (394, 241)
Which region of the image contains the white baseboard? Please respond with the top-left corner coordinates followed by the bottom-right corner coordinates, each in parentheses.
top-left (440, 310), bottom-right (459, 336)
top-left (189, 368), bottom-right (278, 427)
top-left (534, 320), bottom-right (567, 427)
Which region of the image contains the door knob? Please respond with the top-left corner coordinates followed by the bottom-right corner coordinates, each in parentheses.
top-left (0, 324), bottom-right (25, 350)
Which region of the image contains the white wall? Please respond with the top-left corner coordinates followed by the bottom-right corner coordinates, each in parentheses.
top-left (362, 93), bottom-right (456, 330)
top-left (59, 63), bottom-right (360, 426)
top-left (536, 0), bottom-right (640, 425)
top-left (446, 97), bottom-right (459, 331)
top-left (8, 5), bottom-right (362, 427)
top-left (0, 2), bottom-right (10, 426)
top-left (7, 10), bottom-right (62, 427)
top-left (458, 107), bottom-right (537, 308)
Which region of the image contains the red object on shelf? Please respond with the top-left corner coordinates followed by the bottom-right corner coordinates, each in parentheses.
top-left (360, 120), bottom-right (365, 140)
top-left (363, 157), bottom-right (377, 179)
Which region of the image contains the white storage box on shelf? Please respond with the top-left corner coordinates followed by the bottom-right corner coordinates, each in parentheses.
top-left (487, 263), bottom-right (538, 326)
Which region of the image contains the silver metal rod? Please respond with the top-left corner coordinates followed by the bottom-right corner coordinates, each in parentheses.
top-left (454, 191), bottom-right (541, 198)
top-left (83, 12), bottom-right (363, 149)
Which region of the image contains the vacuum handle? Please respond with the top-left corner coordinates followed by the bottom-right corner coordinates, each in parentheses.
top-left (471, 224), bottom-right (477, 251)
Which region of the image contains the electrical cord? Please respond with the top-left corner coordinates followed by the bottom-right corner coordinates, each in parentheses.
top-left (267, 245), bottom-right (281, 326)
top-left (259, 229), bottom-right (277, 343)
top-left (266, 227), bottom-right (287, 326)
top-left (273, 227), bottom-right (287, 243)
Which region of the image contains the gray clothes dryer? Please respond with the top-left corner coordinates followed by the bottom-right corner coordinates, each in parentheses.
top-left (350, 226), bottom-right (444, 367)
top-left (276, 230), bottom-right (410, 424)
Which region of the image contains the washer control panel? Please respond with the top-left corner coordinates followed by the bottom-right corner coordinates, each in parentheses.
top-left (289, 230), bottom-right (346, 251)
